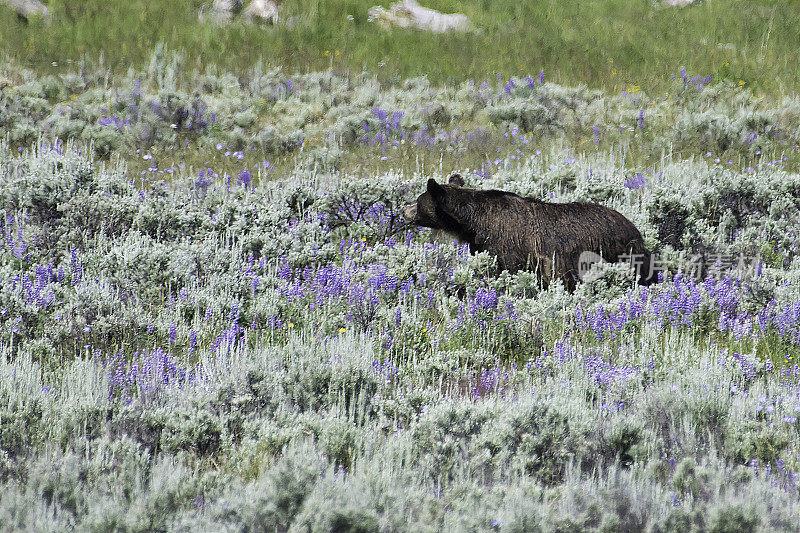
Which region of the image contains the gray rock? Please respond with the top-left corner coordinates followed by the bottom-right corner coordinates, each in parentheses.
top-left (3, 0), bottom-right (49, 20)
top-left (368, 0), bottom-right (472, 33)
top-left (245, 0), bottom-right (279, 23)
top-left (201, 0), bottom-right (279, 24)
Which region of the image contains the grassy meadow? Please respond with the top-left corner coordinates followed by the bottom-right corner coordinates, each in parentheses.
top-left (3, 0), bottom-right (800, 531)
top-left (2, 0), bottom-right (800, 95)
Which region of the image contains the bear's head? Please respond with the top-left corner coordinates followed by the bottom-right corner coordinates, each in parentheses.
top-left (402, 174), bottom-right (465, 229)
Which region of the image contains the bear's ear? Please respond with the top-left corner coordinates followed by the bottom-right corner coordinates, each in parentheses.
top-left (448, 173), bottom-right (465, 187)
top-left (427, 178), bottom-right (446, 202)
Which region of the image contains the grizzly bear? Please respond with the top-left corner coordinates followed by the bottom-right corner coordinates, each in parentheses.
top-left (402, 174), bottom-right (656, 290)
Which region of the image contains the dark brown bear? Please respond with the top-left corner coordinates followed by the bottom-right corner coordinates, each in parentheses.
top-left (402, 174), bottom-right (656, 290)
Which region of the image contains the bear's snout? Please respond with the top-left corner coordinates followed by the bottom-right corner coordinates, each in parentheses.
top-left (402, 203), bottom-right (417, 222)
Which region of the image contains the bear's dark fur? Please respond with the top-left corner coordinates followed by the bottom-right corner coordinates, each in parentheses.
top-left (402, 174), bottom-right (656, 290)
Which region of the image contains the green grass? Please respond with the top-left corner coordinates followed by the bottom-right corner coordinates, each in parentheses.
top-left (2, 0), bottom-right (799, 97)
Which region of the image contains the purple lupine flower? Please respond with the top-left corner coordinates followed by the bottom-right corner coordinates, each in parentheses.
top-left (554, 341), bottom-right (573, 364)
top-left (624, 173), bottom-right (646, 190)
top-left (104, 347), bottom-right (200, 401)
top-left (426, 289), bottom-right (435, 307)
top-left (188, 329), bottom-right (197, 356)
top-left (505, 300), bottom-right (516, 320)
top-left (390, 111), bottom-right (404, 131)
top-left (475, 288), bottom-right (498, 309)
top-left (238, 169), bottom-right (252, 188)
top-left (373, 107), bottom-right (388, 121)
top-left (70, 248), bottom-right (82, 285)
top-left (195, 170), bottom-right (211, 194)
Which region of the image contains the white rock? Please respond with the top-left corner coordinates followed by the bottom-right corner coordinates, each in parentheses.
top-left (368, 0), bottom-right (471, 33)
top-left (245, 0), bottom-right (278, 23)
top-left (3, 0), bottom-right (48, 20)
top-left (201, 0), bottom-right (279, 24)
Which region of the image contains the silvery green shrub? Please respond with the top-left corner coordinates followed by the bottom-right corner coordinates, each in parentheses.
top-left (4, 50), bottom-right (800, 160)
top-left (4, 58), bottom-right (800, 530)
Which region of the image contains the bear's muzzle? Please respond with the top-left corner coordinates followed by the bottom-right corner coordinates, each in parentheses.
top-left (401, 203), bottom-right (417, 222)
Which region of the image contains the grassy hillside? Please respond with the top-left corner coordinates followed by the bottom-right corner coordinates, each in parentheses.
top-left (3, 52), bottom-right (799, 187)
top-left (1, 0), bottom-right (799, 96)
top-left (3, 121), bottom-right (800, 529)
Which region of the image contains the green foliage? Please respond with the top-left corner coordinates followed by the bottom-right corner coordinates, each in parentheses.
top-left (0, 398), bottom-right (44, 460)
top-left (4, 47), bottom-right (800, 529)
top-left (1, 0), bottom-right (800, 99)
top-left (708, 506), bottom-right (760, 533)
top-left (4, 39), bottom-right (800, 174)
